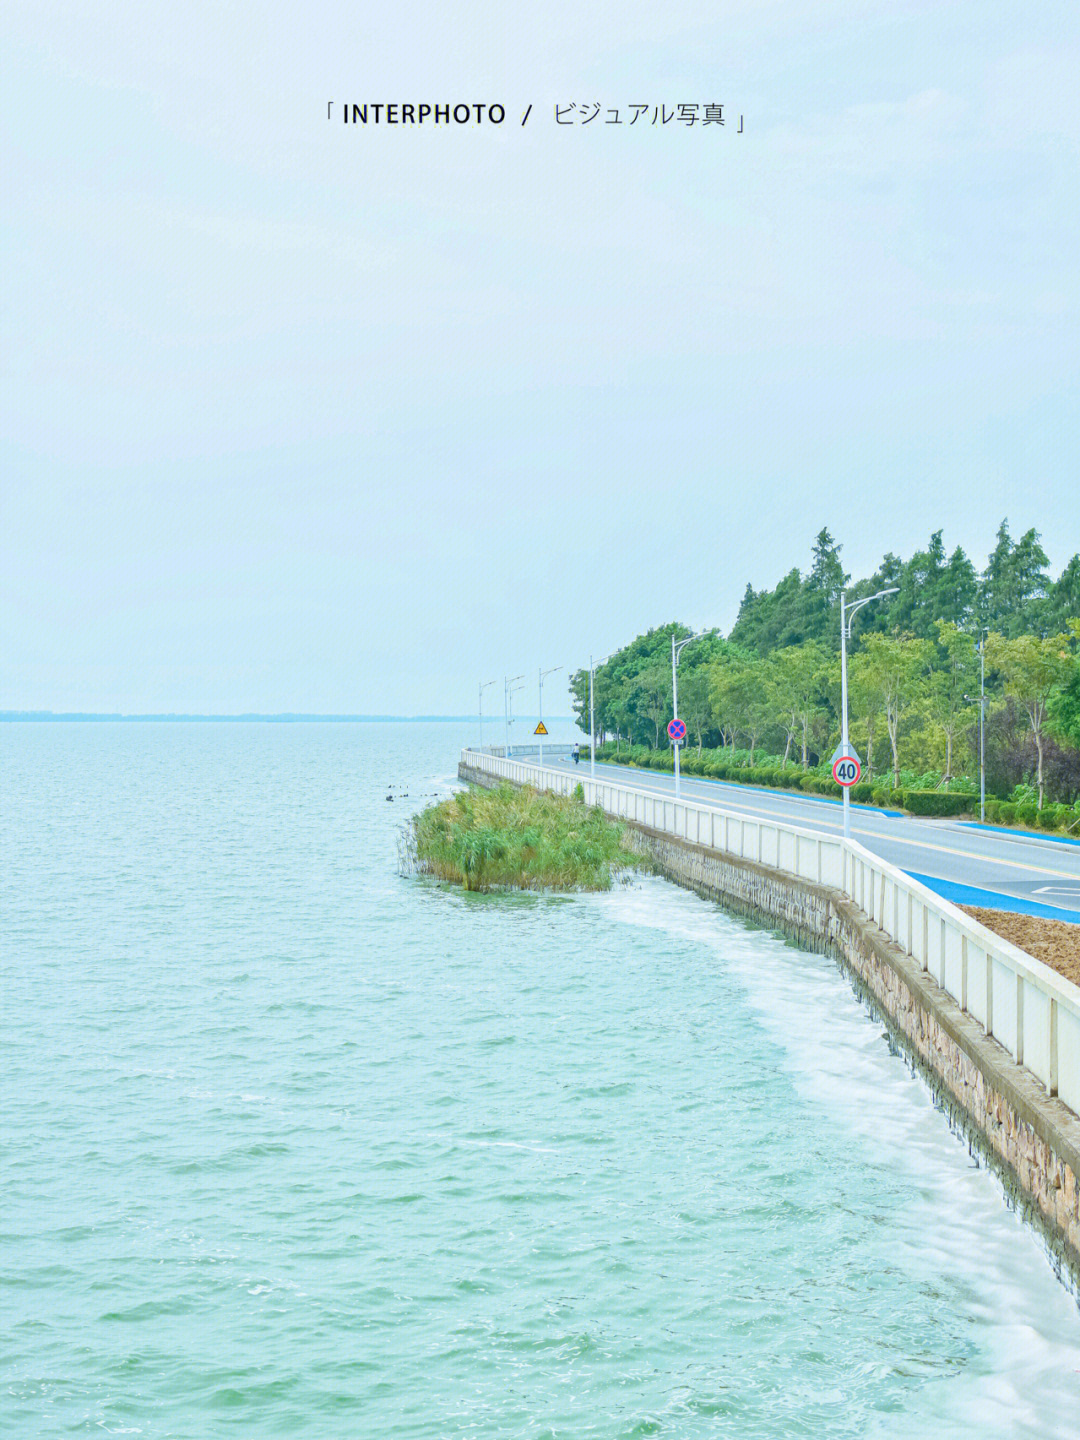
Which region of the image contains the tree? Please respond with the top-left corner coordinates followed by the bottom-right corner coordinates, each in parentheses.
top-left (766, 656), bottom-right (801, 767)
top-left (729, 568), bottom-right (806, 653)
top-left (980, 521), bottom-right (1051, 635)
top-left (679, 665), bottom-right (713, 755)
top-left (938, 545), bottom-right (979, 628)
top-left (1048, 623), bottom-right (1080, 751)
top-left (844, 552), bottom-right (905, 639)
top-left (573, 623), bottom-right (691, 747)
top-left (927, 620), bottom-right (978, 784)
top-left (709, 656), bottom-right (770, 764)
top-left (1045, 555), bottom-right (1080, 633)
top-left (848, 656), bottom-right (885, 781)
top-left (729, 530), bottom-right (848, 654)
top-left (987, 631), bottom-right (1075, 807)
top-left (635, 664), bottom-right (673, 750)
top-left (802, 528), bottom-right (848, 642)
top-left (771, 641), bottom-right (833, 768)
top-left (855, 633), bottom-right (932, 788)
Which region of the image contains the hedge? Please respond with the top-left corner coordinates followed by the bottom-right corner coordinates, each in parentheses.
top-left (899, 791), bottom-right (976, 817)
top-left (591, 742), bottom-right (1080, 830)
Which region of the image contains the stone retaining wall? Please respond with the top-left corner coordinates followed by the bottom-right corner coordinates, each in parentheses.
top-left (458, 760), bottom-right (1080, 1290)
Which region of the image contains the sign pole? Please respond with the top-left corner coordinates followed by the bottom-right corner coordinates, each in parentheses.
top-left (672, 634), bottom-right (681, 799)
top-left (589, 655), bottom-right (595, 780)
top-left (979, 633), bottom-right (986, 823)
top-left (840, 593), bottom-right (851, 842)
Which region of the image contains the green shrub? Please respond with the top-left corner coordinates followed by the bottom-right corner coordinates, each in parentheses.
top-left (1038, 804), bottom-right (1065, 830)
top-left (997, 802), bottom-right (1017, 824)
top-left (982, 800), bottom-right (1002, 822)
top-left (413, 782), bottom-right (641, 892)
top-left (902, 790), bottom-right (976, 817)
top-left (850, 782), bottom-right (874, 803)
top-left (1015, 802), bottom-right (1038, 826)
top-left (947, 776), bottom-right (978, 794)
top-left (871, 787), bottom-right (893, 807)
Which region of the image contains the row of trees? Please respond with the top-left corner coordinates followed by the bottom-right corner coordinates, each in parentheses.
top-left (730, 522), bottom-right (1080, 652)
top-left (569, 526), bottom-right (1080, 809)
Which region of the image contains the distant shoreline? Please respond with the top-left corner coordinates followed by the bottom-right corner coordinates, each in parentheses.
top-left (1, 712), bottom-right (577, 723)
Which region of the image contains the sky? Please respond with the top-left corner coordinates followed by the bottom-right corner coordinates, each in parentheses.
top-left (3, 1), bottom-right (1079, 715)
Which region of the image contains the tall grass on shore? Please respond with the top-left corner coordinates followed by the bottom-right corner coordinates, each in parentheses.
top-left (410, 783), bottom-right (642, 892)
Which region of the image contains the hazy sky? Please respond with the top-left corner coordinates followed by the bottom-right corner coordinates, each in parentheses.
top-left (4, 2), bottom-right (1078, 714)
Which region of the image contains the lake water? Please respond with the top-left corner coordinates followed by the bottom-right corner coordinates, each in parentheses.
top-left (3, 722), bottom-right (1079, 1437)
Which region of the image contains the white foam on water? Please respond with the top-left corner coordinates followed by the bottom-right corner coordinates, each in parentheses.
top-left (593, 876), bottom-right (1080, 1437)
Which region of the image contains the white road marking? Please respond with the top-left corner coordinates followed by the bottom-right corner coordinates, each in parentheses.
top-left (590, 765), bottom-right (1080, 881)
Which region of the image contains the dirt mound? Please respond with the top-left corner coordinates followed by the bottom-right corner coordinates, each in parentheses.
top-left (960, 906), bottom-right (1080, 987)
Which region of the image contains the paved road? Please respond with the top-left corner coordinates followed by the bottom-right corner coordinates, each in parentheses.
top-left (543, 755), bottom-right (1080, 922)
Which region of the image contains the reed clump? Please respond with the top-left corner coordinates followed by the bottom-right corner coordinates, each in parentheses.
top-left (412, 783), bottom-right (642, 892)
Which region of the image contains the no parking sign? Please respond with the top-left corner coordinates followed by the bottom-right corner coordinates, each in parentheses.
top-left (667, 718), bottom-right (687, 742)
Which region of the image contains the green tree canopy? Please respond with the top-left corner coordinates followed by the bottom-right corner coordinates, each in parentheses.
top-left (986, 630), bottom-right (1074, 806)
top-left (979, 520), bottom-right (1052, 635)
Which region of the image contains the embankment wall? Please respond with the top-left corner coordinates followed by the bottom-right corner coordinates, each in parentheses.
top-left (458, 758), bottom-right (1080, 1290)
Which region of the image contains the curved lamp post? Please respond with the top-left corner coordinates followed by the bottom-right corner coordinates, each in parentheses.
top-left (671, 630), bottom-right (709, 799)
top-left (839, 588), bottom-right (898, 839)
top-left (538, 665), bottom-right (561, 766)
top-left (589, 652), bottom-right (616, 780)
top-left (504, 674), bottom-right (524, 756)
top-left (478, 679), bottom-right (497, 752)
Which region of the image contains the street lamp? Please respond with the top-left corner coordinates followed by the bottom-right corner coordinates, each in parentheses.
top-left (589, 652), bottom-right (616, 780)
top-left (963, 629), bottom-right (990, 823)
top-left (979, 631), bottom-right (988, 823)
top-left (839, 588), bottom-right (899, 840)
top-left (538, 665), bottom-right (561, 766)
top-left (671, 630), bottom-right (710, 799)
top-left (478, 679), bottom-right (497, 752)
top-left (504, 674), bottom-right (523, 755)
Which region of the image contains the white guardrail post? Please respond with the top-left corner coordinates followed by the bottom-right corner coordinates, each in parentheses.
top-left (459, 747), bottom-right (1080, 1115)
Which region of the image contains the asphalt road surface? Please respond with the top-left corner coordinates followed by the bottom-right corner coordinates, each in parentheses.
top-left (543, 754), bottom-right (1080, 922)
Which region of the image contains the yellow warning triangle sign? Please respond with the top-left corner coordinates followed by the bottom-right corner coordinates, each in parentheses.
top-left (533, 721), bottom-right (548, 735)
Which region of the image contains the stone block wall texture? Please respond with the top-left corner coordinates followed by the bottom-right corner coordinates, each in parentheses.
top-left (458, 761), bottom-right (1080, 1288)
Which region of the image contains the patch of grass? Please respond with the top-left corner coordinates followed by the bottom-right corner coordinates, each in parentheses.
top-left (412, 782), bottom-right (642, 892)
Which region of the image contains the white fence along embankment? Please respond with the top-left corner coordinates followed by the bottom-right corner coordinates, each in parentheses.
top-left (459, 747), bottom-right (1080, 1116)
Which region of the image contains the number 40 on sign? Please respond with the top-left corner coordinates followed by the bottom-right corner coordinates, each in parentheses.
top-left (832, 755), bottom-right (861, 787)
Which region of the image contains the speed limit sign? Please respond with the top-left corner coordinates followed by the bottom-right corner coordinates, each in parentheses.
top-left (832, 755), bottom-right (861, 787)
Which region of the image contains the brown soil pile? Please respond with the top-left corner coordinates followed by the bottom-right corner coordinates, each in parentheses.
top-left (960, 906), bottom-right (1080, 987)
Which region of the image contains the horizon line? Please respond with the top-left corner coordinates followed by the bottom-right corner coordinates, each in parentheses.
top-left (1, 711), bottom-right (581, 723)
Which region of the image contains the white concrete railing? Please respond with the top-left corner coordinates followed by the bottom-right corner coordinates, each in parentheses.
top-left (460, 748), bottom-right (1080, 1115)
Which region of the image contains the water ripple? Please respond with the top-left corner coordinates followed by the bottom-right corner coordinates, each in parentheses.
top-left (3, 722), bottom-right (1079, 1438)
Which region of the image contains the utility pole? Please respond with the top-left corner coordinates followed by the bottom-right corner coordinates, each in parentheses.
top-left (980, 632), bottom-right (987, 823)
top-left (538, 665), bottom-right (561, 766)
top-left (589, 652), bottom-right (614, 780)
top-left (839, 588), bottom-right (898, 840)
top-left (478, 679), bottom-right (496, 752)
top-left (505, 675), bottom-right (524, 756)
top-left (671, 630), bottom-right (708, 799)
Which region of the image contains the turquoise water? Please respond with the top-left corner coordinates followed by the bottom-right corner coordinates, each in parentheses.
top-left (3, 722), bottom-right (1079, 1438)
